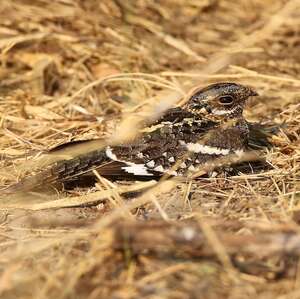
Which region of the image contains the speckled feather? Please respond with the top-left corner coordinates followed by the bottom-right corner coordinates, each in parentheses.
top-left (3, 82), bottom-right (258, 192)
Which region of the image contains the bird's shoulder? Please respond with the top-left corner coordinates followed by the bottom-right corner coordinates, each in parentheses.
top-left (152, 107), bottom-right (195, 124)
top-left (141, 107), bottom-right (219, 143)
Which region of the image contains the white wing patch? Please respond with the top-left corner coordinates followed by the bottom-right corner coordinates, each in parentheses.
top-left (146, 160), bottom-right (155, 168)
top-left (168, 156), bottom-right (175, 163)
top-left (106, 146), bottom-right (173, 176)
top-left (105, 144), bottom-right (243, 177)
top-left (184, 142), bottom-right (230, 155)
top-left (154, 165), bottom-right (164, 172)
top-left (122, 164), bottom-right (153, 176)
top-left (106, 146), bottom-right (153, 176)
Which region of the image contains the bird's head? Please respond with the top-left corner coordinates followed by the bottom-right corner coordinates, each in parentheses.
top-left (184, 82), bottom-right (258, 118)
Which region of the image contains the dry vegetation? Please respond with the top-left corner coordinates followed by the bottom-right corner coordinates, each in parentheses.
top-left (0, 0), bottom-right (300, 298)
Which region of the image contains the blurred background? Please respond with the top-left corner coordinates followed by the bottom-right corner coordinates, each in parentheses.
top-left (0, 1), bottom-right (300, 299)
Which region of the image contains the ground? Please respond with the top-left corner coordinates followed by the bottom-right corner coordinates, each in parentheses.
top-left (0, 1), bottom-right (299, 298)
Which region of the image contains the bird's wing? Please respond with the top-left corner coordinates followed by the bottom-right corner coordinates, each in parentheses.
top-left (3, 110), bottom-right (219, 193)
top-left (101, 115), bottom-right (219, 177)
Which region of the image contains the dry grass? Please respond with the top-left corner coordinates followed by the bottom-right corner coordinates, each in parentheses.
top-left (0, 0), bottom-right (300, 298)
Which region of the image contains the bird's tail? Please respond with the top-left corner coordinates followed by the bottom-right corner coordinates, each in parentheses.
top-left (248, 122), bottom-right (280, 149)
top-left (1, 149), bottom-right (108, 194)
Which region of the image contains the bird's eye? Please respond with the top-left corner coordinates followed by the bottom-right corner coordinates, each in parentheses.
top-left (218, 95), bottom-right (234, 105)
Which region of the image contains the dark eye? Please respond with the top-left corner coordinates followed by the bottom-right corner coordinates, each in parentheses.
top-left (218, 95), bottom-right (234, 105)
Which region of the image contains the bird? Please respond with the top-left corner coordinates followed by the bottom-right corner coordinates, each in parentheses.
top-left (3, 82), bottom-right (258, 193)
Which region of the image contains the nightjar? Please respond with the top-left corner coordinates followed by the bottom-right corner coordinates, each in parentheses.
top-left (4, 82), bottom-right (258, 192)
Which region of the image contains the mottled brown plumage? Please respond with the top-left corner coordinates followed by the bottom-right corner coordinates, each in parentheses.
top-left (4, 82), bottom-right (258, 193)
